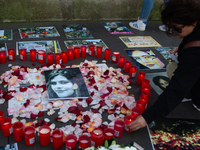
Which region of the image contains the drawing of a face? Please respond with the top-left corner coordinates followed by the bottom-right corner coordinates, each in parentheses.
top-left (50, 75), bottom-right (74, 98)
top-left (159, 78), bottom-right (169, 89)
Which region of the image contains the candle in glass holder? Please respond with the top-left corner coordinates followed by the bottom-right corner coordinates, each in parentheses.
top-left (0, 50), bottom-right (7, 63)
top-left (38, 50), bottom-right (45, 63)
top-left (0, 110), bottom-right (4, 130)
top-left (81, 45), bottom-right (87, 57)
top-left (20, 49), bottom-right (27, 61)
top-left (124, 115), bottom-right (136, 133)
top-left (1, 117), bottom-right (13, 137)
top-left (30, 49), bottom-right (37, 62)
top-left (129, 65), bottom-right (137, 78)
top-left (124, 60), bottom-right (132, 73)
top-left (65, 134), bottom-right (77, 150)
top-left (74, 47), bottom-right (80, 59)
top-left (13, 121), bottom-right (24, 141)
top-left (141, 85), bottom-right (151, 93)
top-left (140, 91), bottom-right (151, 102)
top-left (96, 46), bottom-right (102, 58)
top-left (139, 94), bottom-right (149, 104)
top-left (114, 120), bottom-right (125, 138)
top-left (52, 129), bottom-right (64, 149)
top-left (118, 56), bottom-right (126, 68)
top-left (78, 134), bottom-right (90, 149)
top-left (88, 45), bottom-right (95, 56)
top-left (8, 48), bottom-right (15, 61)
top-left (61, 51), bottom-right (68, 63)
top-left (140, 79), bottom-right (150, 91)
top-left (136, 72), bottom-right (146, 85)
top-left (112, 51), bottom-right (119, 63)
top-left (136, 101), bottom-right (146, 113)
top-left (47, 52), bottom-right (54, 65)
top-left (104, 128), bottom-right (115, 140)
top-left (104, 48), bottom-right (111, 60)
top-left (132, 107), bottom-right (142, 118)
top-left (91, 128), bottom-right (104, 148)
top-left (39, 125), bottom-right (51, 146)
top-left (55, 53), bottom-right (62, 65)
top-left (24, 126), bottom-right (35, 146)
top-left (68, 49), bottom-right (74, 60)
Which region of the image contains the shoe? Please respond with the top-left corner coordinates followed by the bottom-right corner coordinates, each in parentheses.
top-left (129, 20), bottom-right (146, 31)
top-left (159, 25), bottom-right (166, 31)
top-left (193, 104), bottom-right (200, 111)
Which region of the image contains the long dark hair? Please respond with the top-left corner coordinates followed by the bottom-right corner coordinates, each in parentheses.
top-left (153, 75), bottom-right (170, 91)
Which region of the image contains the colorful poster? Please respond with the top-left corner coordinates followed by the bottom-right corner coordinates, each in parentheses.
top-left (101, 22), bottom-right (133, 34)
top-left (63, 24), bottom-right (93, 39)
top-left (16, 40), bottom-right (61, 55)
top-left (0, 43), bottom-right (7, 51)
top-left (125, 49), bottom-right (165, 70)
top-left (18, 26), bottom-right (60, 39)
top-left (119, 36), bottom-right (161, 48)
top-left (155, 47), bottom-right (178, 63)
top-left (0, 29), bottom-right (12, 40)
top-left (0, 143), bottom-right (18, 150)
top-left (149, 118), bottom-right (200, 150)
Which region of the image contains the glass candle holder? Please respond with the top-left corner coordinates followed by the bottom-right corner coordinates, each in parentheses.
top-left (47, 52), bottom-right (54, 65)
top-left (61, 51), bottom-right (68, 63)
top-left (65, 134), bottom-right (77, 150)
top-left (132, 107), bottom-right (142, 118)
top-left (39, 125), bottom-right (51, 146)
top-left (78, 134), bottom-right (90, 149)
top-left (68, 49), bottom-right (74, 60)
top-left (112, 51), bottom-right (120, 63)
top-left (88, 45), bottom-right (95, 56)
top-left (81, 45), bottom-right (87, 57)
top-left (24, 126), bottom-right (36, 146)
top-left (13, 121), bottom-right (24, 141)
top-left (140, 91), bottom-right (151, 102)
top-left (1, 117), bottom-right (13, 137)
top-left (91, 128), bottom-right (104, 148)
top-left (129, 65), bottom-right (137, 78)
top-left (8, 48), bottom-right (15, 61)
top-left (104, 48), bottom-right (111, 60)
top-left (141, 85), bottom-right (151, 93)
top-left (74, 47), bottom-right (80, 59)
top-left (124, 115), bottom-right (136, 133)
top-left (96, 46), bottom-right (102, 58)
top-left (52, 129), bottom-right (64, 149)
top-left (114, 120), bottom-right (125, 138)
top-left (136, 72), bottom-right (146, 85)
top-left (38, 50), bottom-right (45, 63)
top-left (140, 79), bottom-right (150, 91)
top-left (19, 49), bottom-right (27, 61)
top-left (124, 60), bottom-right (132, 73)
top-left (30, 49), bottom-right (37, 62)
top-left (0, 110), bottom-right (5, 130)
top-left (139, 94), bottom-right (150, 104)
top-left (0, 50), bottom-right (7, 63)
top-left (118, 56), bottom-right (126, 68)
top-left (55, 53), bottom-right (62, 65)
top-left (104, 128), bottom-right (115, 140)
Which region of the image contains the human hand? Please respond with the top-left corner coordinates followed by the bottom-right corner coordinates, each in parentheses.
top-left (127, 115), bottom-right (147, 131)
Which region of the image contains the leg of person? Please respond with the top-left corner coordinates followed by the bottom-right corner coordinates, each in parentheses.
top-left (129, 0), bottom-right (154, 31)
top-left (190, 81), bottom-right (200, 111)
top-left (158, 0), bottom-right (169, 31)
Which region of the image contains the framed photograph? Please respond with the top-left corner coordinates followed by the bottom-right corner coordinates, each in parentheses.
top-left (0, 29), bottom-right (12, 40)
top-left (44, 67), bottom-right (90, 100)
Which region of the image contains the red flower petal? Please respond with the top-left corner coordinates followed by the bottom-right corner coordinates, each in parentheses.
top-left (103, 70), bottom-right (109, 75)
top-left (107, 87), bottom-right (112, 93)
top-left (77, 104), bottom-right (84, 111)
top-left (71, 123), bottom-right (77, 127)
top-left (38, 111), bottom-right (44, 117)
top-left (83, 115), bottom-right (90, 123)
top-left (30, 113), bottom-right (37, 119)
top-left (86, 97), bottom-right (93, 105)
top-left (90, 91), bottom-right (94, 97)
top-left (93, 85), bottom-right (98, 91)
top-left (11, 69), bottom-right (20, 76)
top-left (55, 117), bottom-right (62, 121)
top-left (20, 87), bottom-right (27, 92)
top-left (91, 108), bottom-right (99, 113)
top-left (68, 106), bottom-right (77, 112)
top-left (38, 120), bottom-right (45, 126)
top-left (32, 63), bottom-right (35, 66)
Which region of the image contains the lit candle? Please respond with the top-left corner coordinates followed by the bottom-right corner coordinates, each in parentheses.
top-left (136, 72), bottom-right (146, 85)
top-left (30, 49), bottom-right (37, 62)
top-left (141, 85), bottom-right (151, 93)
top-left (96, 46), bottom-right (102, 58)
top-left (0, 50), bottom-right (7, 63)
top-left (0, 110), bottom-right (4, 130)
top-left (47, 52), bottom-right (54, 65)
top-left (1, 117), bottom-right (13, 137)
top-left (19, 49), bottom-right (27, 61)
top-left (24, 126), bottom-right (36, 146)
top-left (112, 51), bottom-right (120, 63)
top-left (139, 94), bottom-right (149, 104)
top-left (39, 125), bottom-right (51, 146)
top-left (104, 48), bottom-right (111, 60)
top-left (104, 128), bottom-right (115, 140)
top-left (81, 45), bottom-right (87, 57)
top-left (88, 45), bottom-right (95, 56)
top-left (124, 115), bottom-right (136, 133)
top-left (55, 53), bottom-right (62, 65)
top-left (61, 51), bottom-right (68, 63)
top-left (140, 79), bottom-right (150, 91)
top-left (132, 107), bottom-right (142, 118)
top-left (13, 121), bottom-right (24, 141)
top-left (129, 65), bottom-right (137, 78)
top-left (52, 129), bottom-right (64, 149)
top-left (74, 47), bottom-right (80, 59)
top-left (68, 49), bottom-right (74, 60)
top-left (124, 60), bottom-right (132, 73)
top-left (78, 134), bottom-right (90, 149)
top-left (91, 128), bottom-right (104, 148)
top-left (38, 50), bottom-right (45, 63)
top-left (8, 48), bottom-right (15, 61)
top-left (65, 134), bottom-right (77, 150)
top-left (140, 91), bottom-right (151, 102)
top-left (118, 56), bottom-right (126, 68)
top-left (114, 120), bottom-right (125, 138)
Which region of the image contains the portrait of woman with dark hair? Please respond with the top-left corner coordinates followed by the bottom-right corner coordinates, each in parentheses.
top-left (152, 75), bottom-right (170, 91)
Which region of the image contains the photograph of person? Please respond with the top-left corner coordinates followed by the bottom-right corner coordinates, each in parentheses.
top-left (44, 67), bottom-right (90, 100)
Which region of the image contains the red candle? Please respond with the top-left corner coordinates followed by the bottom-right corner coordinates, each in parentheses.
top-left (8, 48), bottom-right (15, 61)
top-left (140, 91), bottom-right (151, 102)
top-left (47, 52), bottom-right (54, 65)
top-left (88, 45), bottom-right (95, 56)
top-left (112, 51), bottom-right (120, 63)
top-left (13, 121), bottom-right (24, 141)
top-left (91, 128), bottom-right (104, 148)
top-left (104, 48), bottom-right (111, 60)
top-left (118, 56), bottom-right (126, 68)
top-left (0, 50), bottom-right (7, 63)
top-left (132, 107), bottom-right (142, 118)
top-left (124, 115), bottom-right (136, 133)
top-left (104, 128), bottom-right (115, 140)
top-left (30, 49), bottom-right (37, 62)
top-left (114, 120), bottom-right (124, 138)
top-left (78, 134), bottom-right (90, 149)
top-left (38, 50), bottom-right (45, 63)
top-left (141, 85), bottom-right (151, 93)
top-left (24, 126), bottom-right (35, 146)
top-left (139, 94), bottom-right (150, 104)
top-left (19, 49), bottom-right (27, 61)
top-left (52, 129), bottom-right (64, 149)
top-left (1, 117), bottom-right (13, 137)
top-left (136, 72), bottom-right (146, 85)
top-left (0, 110), bottom-right (4, 130)
top-left (39, 125), bottom-right (51, 146)
top-left (61, 51), bottom-right (68, 63)
top-left (124, 60), bottom-right (132, 73)
top-left (68, 49), bottom-right (74, 60)
top-left (129, 65), bottom-right (137, 78)
top-left (81, 45), bottom-right (87, 57)
top-left (74, 47), bottom-right (80, 59)
top-left (96, 46), bottom-right (102, 58)
top-left (140, 79), bottom-right (150, 91)
top-left (65, 134), bottom-right (77, 150)
top-left (55, 53), bottom-right (62, 64)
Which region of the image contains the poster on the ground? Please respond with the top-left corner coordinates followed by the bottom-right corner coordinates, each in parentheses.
top-left (0, 143), bottom-right (18, 150)
top-left (0, 29), bottom-right (12, 40)
top-left (0, 43), bottom-right (7, 52)
top-left (155, 47), bottom-right (178, 63)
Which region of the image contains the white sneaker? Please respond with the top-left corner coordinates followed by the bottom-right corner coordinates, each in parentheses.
top-left (129, 20), bottom-right (146, 31)
top-left (159, 25), bottom-right (166, 31)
